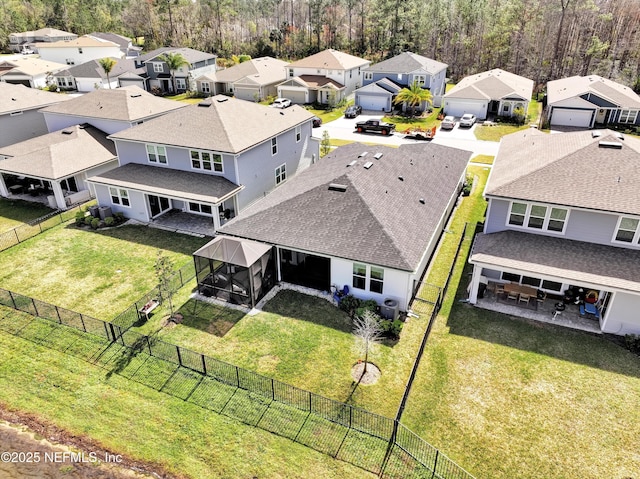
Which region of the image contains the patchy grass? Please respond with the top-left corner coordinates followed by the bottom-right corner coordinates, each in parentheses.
top-left (470, 155), bottom-right (494, 165)
top-left (0, 198), bottom-right (54, 234)
top-left (307, 103), bottom-right (353, 124)
top-left (329, 139), bottom-right (354, 147)
top-left (164, 93), bottom-right (202, 104)
top-left (382, 108), bottom-right (441, 132)
top-left (474, 100), bottom-right (542, 141)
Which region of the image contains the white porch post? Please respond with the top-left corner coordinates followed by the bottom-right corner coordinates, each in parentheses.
top-left (468, 264), bottom-right (482, 304)
top-left (51, 181), bottom-right (66, 210)
top-left (0, 175), bottom-right (8, 197)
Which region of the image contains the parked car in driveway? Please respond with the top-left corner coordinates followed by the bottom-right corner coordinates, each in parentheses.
top-left (344, 105), bottom-right (362, 118)
top-left (459, 113), bottom-right (477, 127)
top-left (271, 98), bottom-right (291, 108)
top-left (440, 115), bottom-right (456, 130)
top-left (312, 116), bottom-right (322, 127)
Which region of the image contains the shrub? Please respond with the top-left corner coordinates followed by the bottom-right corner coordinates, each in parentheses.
top-left (338, 294), bottom-right (361, 318)
top-left (625, 334), bottom-right (640, 354)
top-left (114, 212), bottom-right (126, 224)
top-left (84, 216), bottom-right (94, 226)
top-left (356, 299), bottom-right (379, 318)
top-left (91, 218), bottom-right (100, 230)
top-left (379, 318), bottom-right (404, 339)
top-left (104, 216), bottom-right (115, 226)
top-left (75, 211), bottom-right (86, 225)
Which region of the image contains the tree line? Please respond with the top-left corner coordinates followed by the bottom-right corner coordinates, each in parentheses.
top-left (1, 0), bottom-right (639, 90)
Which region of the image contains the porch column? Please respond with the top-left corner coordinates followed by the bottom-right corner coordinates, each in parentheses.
top-left (0, 175), bottom-right (8, 197)
top-left (468, 264), bottom-right (483, 304)
top-left (51, 181), bottom-right (66, 210)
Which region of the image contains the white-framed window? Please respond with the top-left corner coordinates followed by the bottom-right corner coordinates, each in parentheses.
top-left (188, 202), bottom-right (213, 216)
top-left (414, 74), bottom-right (426, 85)
top-left (613, 216), bottom-right (640, 244)
top-left (295, 125), bottom-right (301, 142)
top-left (65, 59), bottom-right (75, 65)
top-left (288, 68), bottom-right (294, 77)
top-left (78, 47), bottom-right (83, 54)
top-left (146, 144), bottom-right (167, 164)
top-left (190, 150), bottom-right (223, 172)
top-left (176, 78), bottom-right (186, 90)
top-left (503, 104), bottom-right (510, 113)
top-left (370, 266), bottom-right (384, 294)
top-left (153, 63), bottom-right (163, 73)
top-left (507, 201), bottom-right (568, 233)
top-left (275, 164), bottom-right (286, 185)
top-left (619, 109), bottom-right (638, 124)
top-left (353, 263), bottom-right (367, 290)
top-left (364, 72), bottom-right (373, 81)
top-left (201, 82), bottom-right (210, 93)
top-left (271, 137), bottom-right (278, 155)
top-left (109, 187), bottom-right (130, 207)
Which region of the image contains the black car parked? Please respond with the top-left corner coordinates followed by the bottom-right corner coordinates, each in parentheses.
top-left (344, 105), bottom-right (362, 118)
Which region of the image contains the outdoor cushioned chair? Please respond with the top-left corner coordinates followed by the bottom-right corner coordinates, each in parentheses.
top-left (333, 285), bottom-right (349, 303)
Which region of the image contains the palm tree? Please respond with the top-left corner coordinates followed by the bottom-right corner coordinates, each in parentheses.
top-left (393, 81), bottom-right (434, 117)
top-left (160, 52), bottom-right (189, 94)
top-left (98, 58), bottom-right (117, 89)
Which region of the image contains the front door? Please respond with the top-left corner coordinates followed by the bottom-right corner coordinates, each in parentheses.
top-left (595, 108), bottom-right (607, 124)
top-left (148, 195), bottom-right (170, 218)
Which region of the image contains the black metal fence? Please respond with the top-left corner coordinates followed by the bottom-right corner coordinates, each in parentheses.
top-left (0, 206), bottom-right (83, 253)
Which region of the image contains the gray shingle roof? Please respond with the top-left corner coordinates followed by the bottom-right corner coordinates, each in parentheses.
top-left (0, 82), bottom-right (69, 115)
top-left (143, 47), bottom-right (216, 64)
top-left (0, 124), bottom-right (115, 179)
top-left (445, 69), bottom-right (533, 101)
top-left (88, 163), bottom-right (242, 204)
top-left (363, 52), bottom-right (447, 75)
top-left (40, 85), bottom-right (186, 122)
top-left (109, 95), bottom-right (314, 153)
top-left (220, 142), bottom-right (471, 271)
top-left (287, 49), bottom-right (370, 70)
top-left (471, 230), bottom-right (640, 293)
top-left (547, 75), bottom-right (640, 108)
top-left (214, 56), bottom-right (288, 85)
top-left (54, 58), bottom-right (138, 80)
top-left (486, 129), bottom-right (640, 215)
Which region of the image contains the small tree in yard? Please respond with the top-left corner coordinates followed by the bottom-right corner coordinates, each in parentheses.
top-left (353, 310), bottom-right (383, 377)
top-left (155, 251), bottom-right (176, 319)
top-left (98, 57), bottom-right (117, 89)
top-left (321, 130), bottom-right (331, 156)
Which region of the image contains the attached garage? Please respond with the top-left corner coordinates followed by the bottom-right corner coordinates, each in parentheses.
top-left (444, 99), bottom-right (487, 119)
top-left (279, 89), bottom-right (307, 104)
top-left (550, 108), bottom-right (593, 128)
top-left (234, 87), bottom-right (259, 102)
top-left (356, 94), bottom-right (390, 112)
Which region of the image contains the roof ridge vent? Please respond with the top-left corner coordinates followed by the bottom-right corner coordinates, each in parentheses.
top-left (591, 130), bottom-right (602, 138)
top-left (598, 140), bottom-right (622, 149)
top-left (328, 183), bottom-right (347, 192)
top-left (363, 161), bottom-right (373, 169)
top-left (374, 153), bottom-right (383, 159)
top-left (216, 97), bottom-right (229, 102)
top-left (130, 93), bottom-right (142, 98)
top-left (347, 160), bottom-right (357, 167)
top-left (615, 132), bottom-right (624, 140)
top-left (198, 100), bottom-right (212, 107)
top-left (61, 129), bottom-right (73, 135)
top-left (358, 151), bottom-right (368, 158)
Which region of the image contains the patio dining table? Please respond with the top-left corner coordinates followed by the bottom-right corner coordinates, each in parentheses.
top-left (503, 283), bottom-right (538, 297)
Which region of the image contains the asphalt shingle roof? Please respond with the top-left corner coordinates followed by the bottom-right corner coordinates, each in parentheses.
top-left (0, 57), bottom-right (67, 76)
top-left (471, 230), bottom-right (640, 293)
top-left (143, 47), bottom-right (216, 64)
top-left (546, 75), bottom-right (640, 108)
top-left (0, 82), bottom-right (69, 115)
top-left (486, 128), bottom-right (640, 215)
top-left (220, 142), bottom-right (471, 271)
top-left (445, 69), bottom-right (533, 101)
top-left (287, 49), bottom-right (369, 70)
top-left (214, 57), bottom-right (288, 86)
top-left (54, 58), bottom-right (138, 80)
top-left (363, 52), bottom-right (447, 75)
top-left (109, 95), bottom-right (314, 153)
top-left (35, 35), bottom-right (119, 49)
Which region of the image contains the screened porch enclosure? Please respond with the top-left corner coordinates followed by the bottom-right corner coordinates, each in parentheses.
top-left (194, 236), bottom-right (275, 308)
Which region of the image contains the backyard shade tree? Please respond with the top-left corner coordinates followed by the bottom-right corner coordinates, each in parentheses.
top-left (393, 81), bottom-right (433, 117)
top-left (353, 310), bottom-right (383, 377)
top-left (155, 250), bottom-right (177, 319)
top-left (160, 51), bottom-right (190, 94)
top-left (98, 57), bottom-right (117, 89)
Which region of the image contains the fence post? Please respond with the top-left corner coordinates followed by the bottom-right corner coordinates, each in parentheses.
top-left (380, 419), bottom-right (399, 477)
top-left (176, 345), bottom-right (183, 367)
top-left (201, 354), bottom-right (207, 376)
top-left (79, 314), bottom-right (86, 332)
top-left (108, 323), bottom-right (117, 343)
top-left (179, 269), bottom-right (184, 287)
top-left (31, 298), bottom-right (39, 317)
top-left (431, 450), bottom-right (439, 479)
top-left (8, 291), bottom-right (17, 309)
top-left (349, 406), bottom-right (352, 429)
top-left (146, 336), bottom-right (153, 356)
top-left (271, 378), bottom-right (275, 401)
top-left (235, 366), bottom-right (240, 388)
top-left (308, 391), bottom-right (312, 412)
top-left (14, 229), bottom-right (20, 245)
top-left (103, 321), bottom-right (110, 339)
top-left (55, 306), bottom-right (62, 324)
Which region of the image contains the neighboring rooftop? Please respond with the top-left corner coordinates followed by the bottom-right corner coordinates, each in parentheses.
top-left (142, 47), bottom-right (217, 65)
top-left (40, 86), bottom-right (186, 122)
top-left (287, 49), bottom-right (370, 70)
top-left (486, 128), bottom-right (640, 215)
top-left (35, 34), bottom-right (120, 49)
top-left (220, 142), bottom-right (471, 271)
top-left (0, 57), bottom-right (67, 76)
top-left (214, 57), bottom-right (288, 85)
top-left (446, 68), bottom-right (534, 101)
top-left (0, 124), bottom-right (115, 180)
top-left (53, 58), bottom-right (139, 80)
top-left (364, 52), bottom-right (448, 75)
top-left (547, 75), bottom-right (640, 108)
top-left (109, 95), bottom-right (315, 153)
top-left (10, 28), bottom-right (76, 40)
top-left (0, 83), bottom-right (69, 115)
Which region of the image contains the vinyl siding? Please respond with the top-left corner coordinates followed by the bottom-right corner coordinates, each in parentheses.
top-left (0, 110), bottom-right (50, 147)
top-left (603, 291), bottom-right (640, 335)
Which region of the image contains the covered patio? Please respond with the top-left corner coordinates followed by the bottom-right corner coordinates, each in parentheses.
top-left (193, 235), bottom-right (276, 308)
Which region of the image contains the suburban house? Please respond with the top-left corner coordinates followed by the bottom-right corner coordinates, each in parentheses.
top-left (357, 52), bottom-right (448, 110)
top-left (0, 57), bottom-right (67, 88)
top-left (216, 142), bottom-right (471, 310)
top-left (467, 128), bottom-right (640, 336)
top-left (544, 75), bottom-right (640, 128)
top-left (196, 57), bottom-right (288, 101)
top-left (36, 35), bottom-right (124, 66)
top-left (40, 86), bottom-right (186, 135)
top-left (89, 32), bottom-right (142, 58)
top-left (87, 96), bottom-right (319, 232)
top-left (138, 47), bottom-right (217, 94)
top-left (443, 68), bottom-right (534, 120)
top-left (53, 58), bottom-right (139, 91)
top-left (0, 124), bottom-right (117, 210)
top-left (277, 49), bottom-right (370, 105)
top-left (0, 83), bottom-right (69, 147)
top-left (8, 27), bottom-right (77, 53)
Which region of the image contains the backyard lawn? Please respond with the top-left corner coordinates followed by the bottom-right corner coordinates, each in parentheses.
top-left (0, 198), bottom-right (54, 234)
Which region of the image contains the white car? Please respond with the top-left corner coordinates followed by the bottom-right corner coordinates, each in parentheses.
top-left (459, 113), bottom-right (477, 127)
top-left (271, 98), bottom-right (292, 109)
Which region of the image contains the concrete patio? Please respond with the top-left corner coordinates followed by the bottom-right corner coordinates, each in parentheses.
top-left (149, 209), bottom-right (216, 237)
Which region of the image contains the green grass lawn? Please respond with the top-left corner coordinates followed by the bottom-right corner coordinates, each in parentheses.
top-left (469, 155), bottom-right (494, 165)
top-left (382, 108), bottom-right (442, 132)
top-left (474, 100), bottom-right (542, 141)
top-left (0, 223), bottom-right (208, 319)
top-left (165, 93), bottom-right (202, 104)
top-left (0, 198), bottom-right (54, 234)
top-left (307, 102), bottom-right (353, 124)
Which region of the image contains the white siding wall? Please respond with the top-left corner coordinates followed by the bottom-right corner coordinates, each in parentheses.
top-left (94, 184), bottom-right (150, 222)
top-left (44, 112), bottom-right (131, 134)
top-left (602, 291), bottom-right (640, 335)
top-left (38, 45), bottom-right (123, 65)
top-left (0, 110), bottom-right (50, 147)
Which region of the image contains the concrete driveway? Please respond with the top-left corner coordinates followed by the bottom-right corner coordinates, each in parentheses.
top-left (313, 114), bottom-right (499, 157)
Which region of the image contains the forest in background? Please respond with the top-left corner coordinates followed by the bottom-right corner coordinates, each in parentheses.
top-left (1, 0), bottom-right (639, 90)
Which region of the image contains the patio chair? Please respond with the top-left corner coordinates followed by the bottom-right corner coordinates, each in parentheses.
top-left (495, 284), bottom-right (505, 297)
top-left (507, 290), bottom-right (518, 302)
top-left (333, 285), bottom-right (349, 304)
top-left (518, 293), bottom-right (531, 305)
top-left (536, 290), bottom-right (546, 306)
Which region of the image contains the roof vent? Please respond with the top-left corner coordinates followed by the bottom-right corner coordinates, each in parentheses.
top-left (598, 141), bottom-right (623, 149)
top-left (347, 160), bottom-right (358, 167)
top-left (328, 183), bottom-right (348, 192)
top-left (358, 151), bottom-right (368, 158)
top-left (398, 176), bottom-right (404, 181)
top-left (419, 198), bottom-right (425, 204)
top-left (591, 130), bottom-right (602, 138)
top-left (615, 132), bottom-right (625, 140)
top-left (130, 93), bottom-right (142, 98)
top-left (374, 153), bottom-right (383, 160)
top-left (61, 129), bottom-right (73, 135)
top-left (198, 101), bottom-right (211, 107)
top-left (216, 97), bottom-right (228, 102)
top-left (363, 161), bottom-right (373, 169)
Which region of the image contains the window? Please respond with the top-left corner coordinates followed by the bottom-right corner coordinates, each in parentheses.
top-left (619, 109), bottom-right (638, 124)
top-left (65, 59), bottom-right (75, 65)
top-left (501, 272), bottom-right (521, 283)
top-left (522, 276), bottom-right (541, 287)
top-left (78, 47), bottom-right (83, 54)
top-left (109, 187), bottom-right (130, 207)
top-left (176, 78), bottom-right (186, 90)
top-left (271, 137), bottom-right (277, 155)
top-left (508, 202), bottom-right (568, 233)
top-left (614, 216), bottom-right (640, 243)
top-left (146, 144), bottom-right (167, 164)
top-left (295, 125), bottom-right (301, 142)
top-left (364, 72), bottom-right (373, 81)
top-left (153, 63), bottom-right (163, 73)
top-left (201, 82), bottom-right (210, 93)
top-left (275, 164), bottom-right (286, 185)
top-left (541, 280), bottom-right (563, 292)
top-left (190, 150), bottom-right (223, 172)
top-left (188, 202), bottom-right (213, 216)
top-left (370, 267), bottom-right (384, 294)
top-left (353, 263), bottom-right (366, 290)
top-left (288, 68), bottom-right (294, 78)
top-left (414, 74), bottom-right (426, 86)
top-left (503, 104), bottom-right (510, 112)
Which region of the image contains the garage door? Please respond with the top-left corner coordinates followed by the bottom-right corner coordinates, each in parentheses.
top-left (5, 79), bottom-right (31, 87)
top-left (356, 94), bottom-right (389, 112)
top-left (280, 89), bottom-right (306, 104)
top-left (445, 100), bottom-right (487, 119)
top-left (550, 108), bottom-right (593, 128)
top-left (234, 87), bottom-right (258, 102)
